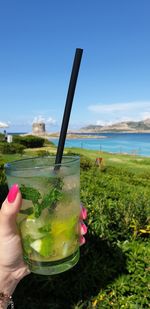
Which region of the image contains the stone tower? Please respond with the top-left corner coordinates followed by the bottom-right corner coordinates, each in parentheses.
top-left (32, 122), bottom-right (46, 135)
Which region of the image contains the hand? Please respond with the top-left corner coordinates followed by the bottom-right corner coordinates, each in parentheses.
top-left (0, 184), bottom-right (30, 308)
top-left (0, 184), bottom-right (87, 285)
top-left (0, 184), bottom-right (30, 282)
top-left (79, 206), bottom-right (88, 245)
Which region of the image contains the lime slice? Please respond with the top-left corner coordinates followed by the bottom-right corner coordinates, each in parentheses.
top-left (49, 216), bottom-right (78, 259)
top-left (30, 235), bottom-right (53, 257)
top-left (51, 215), bottom-right (78, 239)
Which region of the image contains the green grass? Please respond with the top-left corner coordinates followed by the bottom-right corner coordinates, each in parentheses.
top-left (0, 144), bottom-right (57, 163)
top-left (66, 147), bottom-right (150, 174)
top-left (2, 146), bottom-right (150, 174)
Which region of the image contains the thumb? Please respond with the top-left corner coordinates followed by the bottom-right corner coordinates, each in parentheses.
top-left (0, 184), bottom-right (22, 233)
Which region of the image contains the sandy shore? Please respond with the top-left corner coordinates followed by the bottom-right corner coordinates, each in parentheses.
top-left (21, 130), bottom-right (150, 140)
top-left (21, 132), bottom-right (107, 139)
top-left (49, 133), bottom-right (107, 139)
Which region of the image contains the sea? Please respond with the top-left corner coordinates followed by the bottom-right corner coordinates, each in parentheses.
top-left (4, 131), bottom-right (150, 157)
top-left (52, 133), bottom-right (150, 157)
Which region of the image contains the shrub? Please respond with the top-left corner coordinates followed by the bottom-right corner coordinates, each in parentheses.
top-left (66, 151), bottom-right (93, 171)
top-left (89, 240), bottom-right (150, 308)
top-left (80, 166), bottom-right (150, 242)
top-left (36, 150), bottom-right (51, 157)
top-left (0, 133), bottom-right (5, 142)
top-left (80, 156), bottom-right (94, 171)
top-left (0, 142), bottom-right (25, 154)
top-left (13, 135), bottom-right (45, 148)
top-left (44, 139), bottom-right (55, 147)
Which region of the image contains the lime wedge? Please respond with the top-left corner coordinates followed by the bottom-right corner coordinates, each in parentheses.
top-left (51, 215), bottom-right (78, 239)
top-left (30, 235), bottom-right (53, 257)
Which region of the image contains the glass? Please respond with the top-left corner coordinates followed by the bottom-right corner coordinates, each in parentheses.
top-left (5, 156), bottom-right (80, 275)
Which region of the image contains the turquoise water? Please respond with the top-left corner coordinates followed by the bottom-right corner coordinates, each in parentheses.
top-left (52, 133), bottom-right (150, 157)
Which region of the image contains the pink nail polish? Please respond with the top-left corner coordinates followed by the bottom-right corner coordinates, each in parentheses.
top-left (81, 223), bottom-right (88, 235)
top-left (81, 207), bottom-right (87, 220)
top-left (7, 184), bottom-right (19, 203)
top-left (79, 235), bottom-right (86, 246)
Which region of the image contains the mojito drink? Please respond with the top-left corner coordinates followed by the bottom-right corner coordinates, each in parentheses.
top-left (5, 156), bottom-right (80, 275)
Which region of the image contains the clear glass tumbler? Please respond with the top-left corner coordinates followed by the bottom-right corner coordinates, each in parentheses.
top-left (5, 156), bottom-right (80, 275)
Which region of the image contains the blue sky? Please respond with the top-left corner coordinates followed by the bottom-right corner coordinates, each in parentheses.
top-left (0, 0), bottom-right (150, 132)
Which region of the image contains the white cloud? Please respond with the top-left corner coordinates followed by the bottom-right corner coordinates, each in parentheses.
top-left (47, 117), bottom-right (56, 125)
top-left (96, 120), bottom-right (114, 126)
top-left (88, 101), bottom-right (150, 123)
top-left (88, 103), bottom-right (130, 113)
top-left (0, 121), bottom-right (9, 128)
top-left (32, 115), bottom-right (44, 124)
top-left (32, 115), bottom-right (56, 126)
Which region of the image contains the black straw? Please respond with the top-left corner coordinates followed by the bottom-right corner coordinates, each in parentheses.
top-left (55, 48), bottom-right (83, 167)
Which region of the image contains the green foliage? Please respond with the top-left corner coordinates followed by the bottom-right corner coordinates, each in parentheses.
top-left (0, 133), bottom-right (5, 142)
top-left (44, 139), bottom-right (55, 147)
top-left (13, 135), bottom-right (45, 148)
top-left (0, 142), bottom-right (25, 154)
top-left (66, 151), bottom-right (93, 170)
top-left (80, 155), bottom-right (94, 171)
top-left (36, 150), bottom-right (51, 156)
top-left (81, 166), bottom-right (150, 242)
top-left (89, 240), bottom-right (150, 308)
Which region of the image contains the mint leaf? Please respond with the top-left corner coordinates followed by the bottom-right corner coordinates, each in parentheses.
top-left (19, 180), bottom-right (63, 219)
top-left (20, 207), bottom-right (34, 215)
top-left (34, 202), bottom-right (43, 218)
top-left (41, 187), bottom-right (63, 209)
top-left (20, 185), bottom-right (41, 203)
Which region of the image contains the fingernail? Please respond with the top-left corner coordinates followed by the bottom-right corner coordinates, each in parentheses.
top-left (81, 223), bottom-right (88, 235)
top-left (7, 184), bottom-right (19, 203)
top-left (80, 207), bottom-right (87, 220)
top-left (79, 235), bottom-right (86, 246)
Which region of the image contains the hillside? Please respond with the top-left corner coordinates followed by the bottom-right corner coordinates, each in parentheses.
top-left (80, 118), bottom-right (150, 133)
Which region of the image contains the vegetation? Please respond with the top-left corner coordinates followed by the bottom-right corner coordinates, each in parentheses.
top-left (13, 135), bottom-right (46, 148)
top-left (0, 142), bottom-right (25, 154)
top-left (0, 133), bottom-right (6, 142)
top-left (0, 145), bottom-right (149, 308)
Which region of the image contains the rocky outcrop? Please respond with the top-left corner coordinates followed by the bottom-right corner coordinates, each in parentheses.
top-left (80, 119), bottom-right (150, 133)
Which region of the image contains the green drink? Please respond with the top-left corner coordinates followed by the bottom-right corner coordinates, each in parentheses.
top-left (5, 156), bottom-right (80, 275)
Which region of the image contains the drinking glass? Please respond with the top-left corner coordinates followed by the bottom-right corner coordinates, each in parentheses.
top-left (5, 156), bottom-right (80, 275)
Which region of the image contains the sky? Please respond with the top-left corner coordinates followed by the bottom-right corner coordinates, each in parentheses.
top-left (0, 0), bottom-right (150, 133)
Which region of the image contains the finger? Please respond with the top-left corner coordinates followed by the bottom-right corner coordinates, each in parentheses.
top-left (80, 222), bottom-right (88, 235)
top-left (79, 222), bottom-right (87, 246)
top-left (0, 184), bottom-right (22, 233)
top-left (80, 207), bottom-right (87, 220)
top-left (79, 235), bottom-right (86, 246)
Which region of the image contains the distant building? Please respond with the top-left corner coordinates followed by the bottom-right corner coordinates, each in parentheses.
top-left (32, 122), bottom-right (46, 135)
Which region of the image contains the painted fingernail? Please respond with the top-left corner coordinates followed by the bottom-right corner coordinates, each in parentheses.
top-left (80, 207), bottom-right (87, 220)
top-left (79, 235), bottom-right (86, 246)
top-left (80, 223), bottom-right (88, 235)
top-left (7, 184), bottom-right (19, 203)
